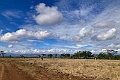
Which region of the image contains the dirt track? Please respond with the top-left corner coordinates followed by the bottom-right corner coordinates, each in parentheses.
top-left (0, 63), bottom-right (35, 80)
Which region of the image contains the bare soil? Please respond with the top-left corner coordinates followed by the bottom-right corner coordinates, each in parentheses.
top-left (0, 63), bottom-right (35, 80)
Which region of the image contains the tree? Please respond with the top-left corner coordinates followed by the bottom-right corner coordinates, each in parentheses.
top-left (97, 50), bottom-right (118, 59)
top-left (97, 52), bottom-right (107, 59)
top-left (54, 54), bottom-right (57, 58)
top-left (60, 53), bottom-right (65, 58)
top-left (107, 50), bottom-right (118, 59)
top-left (20, 55), bottom-right (25, 58)
top-left (81, 51), bottom-right (92, 59)
top-left (9, 55), bottom-right (12, 58)
top-left (71, 54), bottom-right (76, 58)
top-left (42, 54), bottom-right (46, 57)
top-left (65, 53), bottom-right (70, 58)
top-left (0, 51), bottom-right (5, 57)
top-left (107, 50), bottom-right (117, 55)
top-left (71, 51), bottom-right (82, 58)
top-left (60, 53), bottom-right (70, 58)
top-left (72, 51), bottom-right (92, 59)
top-left (48, 54), bottom-right (53, 58)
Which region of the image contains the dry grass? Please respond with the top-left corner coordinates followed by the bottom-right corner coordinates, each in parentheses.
top-left (22, 58), bottom-right (120, 80)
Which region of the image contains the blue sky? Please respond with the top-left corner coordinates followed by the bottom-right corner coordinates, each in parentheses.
top-left (0, 0), bottom-right (120, 54)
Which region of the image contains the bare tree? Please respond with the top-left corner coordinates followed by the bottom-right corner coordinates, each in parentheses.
top-left (20, 55), bottom-right (25, 59)
top-left (0, 51), bottom-right (5, 57)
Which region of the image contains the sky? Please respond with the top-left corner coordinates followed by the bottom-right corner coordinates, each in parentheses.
top-left (0, 0), bottom-right (120, 54)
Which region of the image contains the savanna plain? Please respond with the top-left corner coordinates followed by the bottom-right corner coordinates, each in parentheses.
top-left (0, 58), bottom-right (120, 80)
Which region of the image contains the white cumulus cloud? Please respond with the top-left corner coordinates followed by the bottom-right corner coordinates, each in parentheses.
top-left (34, 3), bottom-right (63, 25)
top-left (92, 20), bottom-right (116, 28)
top-left (73, 28), bottom-right (94, 42)
top-left (92, 28), bottom-right (116, 41)
top-left (108, 43), bottom-right (120, 48)
top-left (0, 29), bottom-right (51, 43)
top-left (116, 44), bottom-right (120, 48)
top-left (8, 44), bottom-right (13, 48)
top-left (0, 32), bottom-right (20, 43)
top-left (16, 29), bottom-right (50, 39)
top-left (107, 43), bottom-right (115, 48)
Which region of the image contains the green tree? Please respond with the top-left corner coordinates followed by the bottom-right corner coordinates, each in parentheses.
top-left (97, 52), bottom-right (107, 59)
top-left (107, 50), bottom-right (117, 59)
top-left (60, 53), bottom-right (65, 58)
top-left (65, 53), bottom-right (70, 58)
top-left (113, 55), bottom-right (120, 60)
top-left (98, 50), bottom-right (118, 59)
top-left (71, 54), bottom-right (76, 58)
top-left (82, 51), bottom-right (92, 59)
top-left (48, 54), bottom-right (53, 58)
top-left (72, 51), bottom-right (92, 59)
top-left (72, 51), bottom-right (81, 58)
top-left (42, 54), bottom-right (46, 57)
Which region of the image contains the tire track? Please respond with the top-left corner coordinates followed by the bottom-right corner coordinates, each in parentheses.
top-left (0, 63), bottom-right (4, 80)
top-left (0, 63), bottom-right (35, 80)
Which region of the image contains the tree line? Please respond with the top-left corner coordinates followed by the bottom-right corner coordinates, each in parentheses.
top-left (0, 50), bottom-right (120, 60)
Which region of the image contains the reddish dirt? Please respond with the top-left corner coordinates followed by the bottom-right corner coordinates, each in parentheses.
top-left (0, 63), bottom-right (35, 80)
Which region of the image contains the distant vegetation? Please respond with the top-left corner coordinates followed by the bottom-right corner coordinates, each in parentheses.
top-left (71, 50), bottom-right (120, 60)
top-left (0, 50), bottom-right (120, 60)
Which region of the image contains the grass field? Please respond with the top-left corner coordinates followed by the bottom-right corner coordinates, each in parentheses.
top-left (0, 58), bottom-right (120, 80)
top-left (21, 58), bottom-right (120, 80)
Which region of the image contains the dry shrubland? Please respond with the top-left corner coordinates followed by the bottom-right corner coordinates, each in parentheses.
top-left (22, 58), bottom-right (120, 80)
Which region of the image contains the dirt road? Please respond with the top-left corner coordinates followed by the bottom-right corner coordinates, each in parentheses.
top-left (0, 63), bottom-right (35, 80)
